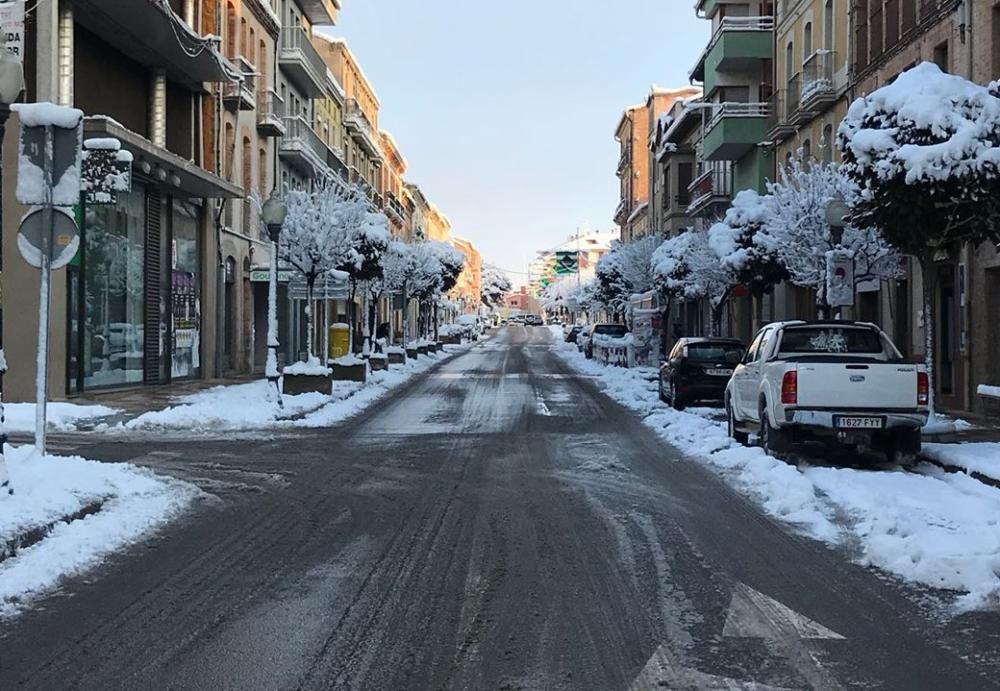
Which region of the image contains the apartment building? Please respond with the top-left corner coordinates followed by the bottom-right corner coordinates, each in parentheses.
top-left (613, 90), bottom-right (682, 243)
top-left (653, 100), bottom-right (706, 236)
top-left (2, 0), bottom-right (247, 401)
top-left (770, 0), bottom-right (851, 165)
top-left (691, 0), bottom-right (774, 201)
top-left (645, 87), bottom-right (702, 237)
top-left (315, 36), bottom-right (383, 203)
top-left (380, 131), bottom-right (407, 238)
top-left (450, 237), bottom-right (483, 314)
top-left (425, 204), bottom-right (452, 243)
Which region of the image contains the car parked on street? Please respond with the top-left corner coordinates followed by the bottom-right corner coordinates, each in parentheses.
top-left (582, 323), bottom-right (628, 359)
top-left (524, 315), bottom-right (544, 326)
top-left (725, 321), bottom-right (929, 464)
top-left (659, 337), bottom-right (744, 410)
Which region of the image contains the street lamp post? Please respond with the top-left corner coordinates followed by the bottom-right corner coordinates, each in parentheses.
top-left (261, 189), bottom-right (287, 407)
top-left (0, 36), bottom-right (24, 494)
top-left (825, 196), bottom-right (852, 320)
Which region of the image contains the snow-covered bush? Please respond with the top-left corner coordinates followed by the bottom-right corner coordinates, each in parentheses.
top-left (653, 228), bottom-right (737, 336)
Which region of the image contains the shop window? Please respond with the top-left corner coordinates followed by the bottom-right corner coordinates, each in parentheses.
top-left (81, 185), bottom-right (147, 389)
top-left (171, 201), bottom-right (203, 379)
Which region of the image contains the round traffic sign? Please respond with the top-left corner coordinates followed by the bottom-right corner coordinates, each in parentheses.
top-left (17, 206), bottom-right (80, 270)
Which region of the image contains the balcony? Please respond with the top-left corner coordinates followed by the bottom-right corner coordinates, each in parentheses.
top-left (687, 165), bottom-right (732, 217)
top-left (801, 50), bottom-right (837, 111)
top-left (257, 89), bottom-right (286, 137)
top-left (386, 192), bottom-right (405, 225)
top-left (344, 99), bottom-right (380, 157)
top-left (702, 102), bottom-right (770, 161)
top-left (691, 16), bottom-right (774, 96)
top-left (326, 145), bottom-right (347, 179)
top-left (785, 73), bottom-right (813, 125)
top-left (767, 90), bottom-right (795, 142)
top-left (617, 144), bottom-right (632, 175)
top-left (279, 115), bottom-right (328, 177)
top-left (614, 198), bottom-right (629, 225)
top-left (223, 56), bottom-right (256, 111)
top-left (298, 0), bottom-right (339, 26)
top-left (279, 27), bottom-right (327, 97)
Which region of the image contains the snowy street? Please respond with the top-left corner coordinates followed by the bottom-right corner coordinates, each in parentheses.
top-left (0, 326), bottom-right (998, 690)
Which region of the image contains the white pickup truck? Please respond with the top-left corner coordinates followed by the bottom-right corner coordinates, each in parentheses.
top-left (725, 321), bottom-right (929, 463)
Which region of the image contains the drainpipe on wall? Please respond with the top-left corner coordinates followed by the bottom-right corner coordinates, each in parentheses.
top-left (56, 1), bottom-right (73, 107)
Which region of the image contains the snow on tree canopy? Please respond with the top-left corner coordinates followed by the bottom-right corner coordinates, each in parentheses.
top-left (838, 62), bottom-right (1000, 186)
top-left (481, 265), bottom-right (513, 309)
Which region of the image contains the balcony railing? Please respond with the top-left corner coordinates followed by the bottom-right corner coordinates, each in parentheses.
top-left (386, 192), bottom-right (405, 223)
top-left (279, 27), bottom-right (326, 96)
top-left (801, 50), bottom-right (836, 106)
top-left (617, 144), bottom-right (632, 174)
top-left (280, 115), bottom-right (328, 174)
top-left (786, 73), bottom-right (802, 121)
top-left (345, 98), bottom-right (380, 155)
top-left (687, 164), bottom-right (732, 215)
top-left (614, 198), bottom-right (629, 224)
top-left (706, 101), bottom-right (770, 133)
top-left (257, 89), bottom-right (285, 136)
top-left (224, 56), bottom-right (256, 111)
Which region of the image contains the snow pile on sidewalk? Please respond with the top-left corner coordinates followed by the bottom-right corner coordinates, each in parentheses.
top-left (5, 402), bottom-right (119, 433)
top-left (0, 444), bottom-right (198, 616)
top-left (123, 380), bottom-right (329, 431)
top-left (283, 357), bottom-right (332, 376)
top-left (923, 443), bottom-right (1000, 483)
top-left (552, 341), bottom-right (1000, 609)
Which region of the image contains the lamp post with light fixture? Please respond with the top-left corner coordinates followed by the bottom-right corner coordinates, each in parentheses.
top-left (261, 189), bottom-right (287, 406)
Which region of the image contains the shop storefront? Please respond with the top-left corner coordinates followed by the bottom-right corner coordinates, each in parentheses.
top-left (67, 186), bottom-right (206, 392)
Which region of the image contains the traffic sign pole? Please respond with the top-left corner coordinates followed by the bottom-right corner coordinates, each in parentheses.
top-left (34, 125), bottom-right (54, 455)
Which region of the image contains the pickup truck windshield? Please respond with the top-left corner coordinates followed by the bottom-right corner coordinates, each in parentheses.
top-left (594, 325), bottom-right (628, 337)
top-left (779, 327), bottom-right (885, 355)
top-left (686, 343), bottom-right (744, 363)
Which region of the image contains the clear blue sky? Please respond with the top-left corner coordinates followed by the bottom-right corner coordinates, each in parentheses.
top-left (323, 1), bottom-right (708, 283)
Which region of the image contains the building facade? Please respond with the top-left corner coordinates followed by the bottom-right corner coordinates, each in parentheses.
top-left (450, 236), bottom-right (483, 314)
top-left (645, 86), bottom-right (702, 237)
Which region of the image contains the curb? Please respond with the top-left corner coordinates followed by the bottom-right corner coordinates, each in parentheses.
top-left (0, 499), bottom-right (107, 565)
top-left (919, 456), bottom-right (1000, 490)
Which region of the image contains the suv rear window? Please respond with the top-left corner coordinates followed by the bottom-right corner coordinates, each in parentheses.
top-left (778, 327), bottom-right (884, 354)
top-left (593, 324), bottom-right (628, 337)
top-left (686, 342), bottom-right (744, 363)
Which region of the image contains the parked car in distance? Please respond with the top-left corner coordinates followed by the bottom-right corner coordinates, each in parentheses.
top-left (524, 315), bottom-right (544, 326)
top-left (564, 325), bottom-right (585, 343)
top-left (725, 321), bottom-right (929, 464)
top-left (659, 337), bottom-right (745, 410)
top-left (583, 323), bottom-right (628, 359)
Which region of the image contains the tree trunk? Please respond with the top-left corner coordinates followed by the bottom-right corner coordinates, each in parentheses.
top-left (305, 277), bottom-right (315, 360)
top-left (919, 256), bottom-right (937, 416)
top-left (660, 300), bottom-right (672, 362)
top-left (433, 303), bottom-right (439, 341)
top-left (362, 284), bottom-right (371, 356)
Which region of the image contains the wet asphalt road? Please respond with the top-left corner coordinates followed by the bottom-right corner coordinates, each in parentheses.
top-left (1, 327), bottom-right (999, 690)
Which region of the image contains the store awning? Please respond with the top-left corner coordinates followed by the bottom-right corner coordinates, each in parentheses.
top-left (85, 117), bottom-right (243, 200)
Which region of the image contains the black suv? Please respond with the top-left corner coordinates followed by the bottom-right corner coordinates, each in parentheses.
top-left (659, 337), bottom-right (744, 410)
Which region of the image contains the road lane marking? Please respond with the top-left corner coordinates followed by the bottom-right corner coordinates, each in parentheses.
top-left (630, 644), bottom-right (794, 691)
top-left (723, 584), bottom-right (845, 641)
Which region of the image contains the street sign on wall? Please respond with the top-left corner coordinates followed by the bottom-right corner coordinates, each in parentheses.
top-left (0, 1), bottom-right (25, 61)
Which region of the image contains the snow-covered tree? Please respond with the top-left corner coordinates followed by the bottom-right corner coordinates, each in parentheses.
top-left (481, 265), bottom-right (513, 310)
top-left (838, 62), bottom-right (1000, 411)
top-left (653, 228), bottom-right (738, 336)
top-left (409, 241), bottom-right (465, 339)
top-left (594, 236), bottom-right (659, 318)
top-left (755, 156), bottom-right (900, 317)
top-left (280, 180), bottom-right (359, 359)
top-left (367, 240), bottom-right (416, 350)
top-left (713, 190), bottom-right (788, 329)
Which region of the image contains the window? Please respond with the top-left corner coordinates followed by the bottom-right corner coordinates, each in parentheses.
top-left (933, 40), bottom-right (949, 73)
top-left (778, 326), bottom-right (891, 356)
top-left (822, 124), bottom-right (834, 163)
top-left (885, 0), bottom-right (900, 47)
top-left (226, 2), bottom-right (237, 58)
top-left (870, 0), bottom-right (883, 59)
top-left (803, 22), bottom-right (813, 61)
top-left (854, 0), bottom-right (869, 72)
top-left (802, 138), bottom-right (812, 160)
top-left (241, 136), bottom-right (252, 192)
top-left (259, 148), bottom-right (268, 198)
top-left (824, 0), bottom-right (834, 49)
top-left (224, 122), bottom-right (235, 180)
top-left (248, 28), bottom-right (256, 65)
top-left (240, 18), bottom-right (248, 58)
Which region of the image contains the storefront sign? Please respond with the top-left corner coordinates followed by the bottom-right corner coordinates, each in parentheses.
top-left (250, 269), bottom-right (292, 283)
top-left (0, 2), bottom-right (25, 61)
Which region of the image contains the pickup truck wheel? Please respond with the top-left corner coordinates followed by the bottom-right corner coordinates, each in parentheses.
top-left (886, 429), bottom-right (922, 466)
top-left (658, 379), bottom-right (668, 404)
top-left (671, 385), bottom-right (686, 411)
top-left (727, 401), bottom-right (750, 446)
top-left (759, 406), bottom-right (790, 457)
